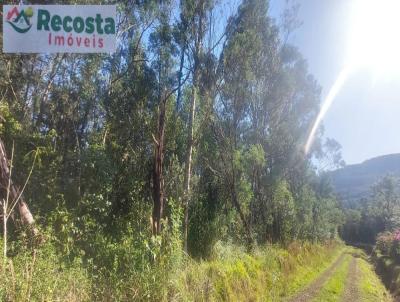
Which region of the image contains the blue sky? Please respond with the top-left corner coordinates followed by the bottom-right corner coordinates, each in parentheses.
top-left (270, 0), bottom-right (400, 165)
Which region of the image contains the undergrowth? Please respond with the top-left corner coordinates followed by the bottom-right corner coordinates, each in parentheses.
top-left (0, 239), bottom-right (342, 301)
top-left (169, 240), bottom-right (342, 301)
top-left (358, 251), bottom-right (392, 302)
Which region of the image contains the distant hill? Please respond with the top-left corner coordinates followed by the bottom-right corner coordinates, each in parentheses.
top-left (328, 154), bottom-right (400, 206)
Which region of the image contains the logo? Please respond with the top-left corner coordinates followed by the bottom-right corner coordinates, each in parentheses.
top-left (6, 6), bottom-right (34, 33)
top-left (3, 5), bottom-right (116, 53)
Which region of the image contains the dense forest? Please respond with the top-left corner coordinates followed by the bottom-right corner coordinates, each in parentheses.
top-left (1, 0), bottom-right (397, 301)
top-left (341, 176), bottom-right (400, 244)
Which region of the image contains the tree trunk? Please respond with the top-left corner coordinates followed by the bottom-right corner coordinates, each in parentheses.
top-left (3, 199), bottom-right (7, 263)
top-left (152, 97), bottom-right (167, 235)
top-left (183, 81), bottom-right (196, 252)
top-left (0, 138), bottom-right (38, 236)
top-left (176, 44), bottom-right (186, 111)
top-left (183, 0), bottom-right (205, 254)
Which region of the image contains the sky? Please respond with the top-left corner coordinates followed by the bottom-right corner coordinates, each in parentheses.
top-left (269, 0), bottom-right (400, 165)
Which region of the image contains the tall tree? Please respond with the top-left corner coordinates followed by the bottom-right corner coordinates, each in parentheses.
top-left (180, 0), bottom-right (215, 252)
top-left (149, 2), bottom-right (179, 234)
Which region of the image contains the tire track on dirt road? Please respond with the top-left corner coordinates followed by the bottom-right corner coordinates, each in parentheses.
top-left (341, 256), bottom-right (359, 302)
top-left (287, 252), bottom-right (346, 302)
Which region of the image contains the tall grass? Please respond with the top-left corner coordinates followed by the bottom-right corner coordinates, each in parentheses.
top-left (0, 239), bottom-right (342, 301)
top-left (168, 240), bottom-right (342, 301)
top-left (0, 241), bottom-right (90, 302)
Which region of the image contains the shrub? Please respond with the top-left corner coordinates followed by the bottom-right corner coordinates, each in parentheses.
top-left (0, 241), bottom-right (91, 302)
top-left (376, 230), bottom-right (400, 262)
top-left (376, 231), bottom-right (395, 255)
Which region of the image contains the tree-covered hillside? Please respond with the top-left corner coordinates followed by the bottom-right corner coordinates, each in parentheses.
top-left (329, 154), bottom-right (400, 206)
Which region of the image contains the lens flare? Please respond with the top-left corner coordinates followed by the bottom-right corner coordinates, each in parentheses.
top-left (305, 66), bottom-right (353, 155)
top-left (305, 0), bottom-right (400, 155)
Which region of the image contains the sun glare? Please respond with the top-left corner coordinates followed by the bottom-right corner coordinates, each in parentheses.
top-left (305, 0), bottom-right (400, 155)
top-left (348, 0), bottom-right (400, 72)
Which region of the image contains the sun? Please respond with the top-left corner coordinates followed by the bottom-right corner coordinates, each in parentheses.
top-left (348, 0), bottom-right (400, 73)
top-left (305, 0), bottom-right (400, 155)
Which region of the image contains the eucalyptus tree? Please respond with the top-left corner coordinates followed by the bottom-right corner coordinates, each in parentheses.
top-left (177, 0), bottom-right (217, 252)
top-left (148, 1), bottom-right (180, 234)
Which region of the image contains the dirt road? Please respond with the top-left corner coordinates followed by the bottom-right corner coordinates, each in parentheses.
top-left (287, 248), bottom-right (392, 302)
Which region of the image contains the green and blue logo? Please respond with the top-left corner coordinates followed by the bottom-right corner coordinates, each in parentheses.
top-left (6, 6), bottom-right (34, 33)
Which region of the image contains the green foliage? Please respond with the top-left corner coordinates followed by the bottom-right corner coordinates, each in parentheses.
top-left (341, 176), bottom-right (400, 244)
top-left (170, 241), bottom-right (342, 301)
top-left (0, 103), bottom-right (22, 137)
top-left (0, 239), bottom-right (344, 301)
top-left (269, 180), bottom-right (296, 243)
top-left (188, 195), bottom-right (222, 259)
top-left (1, 241), bottom-right (91, 302)
top-left (0, 0), bottom-right (346, 299)
top-left (357, 250), bottom-right (393, 302)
